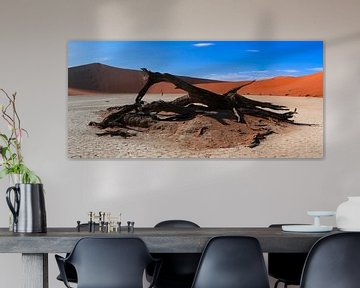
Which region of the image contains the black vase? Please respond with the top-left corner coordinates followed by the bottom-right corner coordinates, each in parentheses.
top-left (6, 183), bottom-right (47, 233)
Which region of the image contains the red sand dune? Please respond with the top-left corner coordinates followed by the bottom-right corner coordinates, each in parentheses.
top-left (194, 81), bottom-right (249, 94)
top-left (240, 72), bottom-right (323, 97)
top-left (68, 88), bottom-right (101, 96)
top-left (148, 82), bottom-right (186, 94)
top-left (197, 72), bottom-right (323, 97)
top-left (148, 72), bottom-right (323, 97)
top-left (68, 63), bottom-right (323, 97)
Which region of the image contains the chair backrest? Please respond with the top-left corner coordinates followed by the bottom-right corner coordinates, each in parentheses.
top-left (67, 237), bottom-right (154, 288)
top-left (155, 220), bottom-right (200, 228)
top-left (300, 232), bottom-right (360, 288)
top-left (191, 236), bottom-right (270, 288)
top-left (151, 220), bottom-right (201, 286)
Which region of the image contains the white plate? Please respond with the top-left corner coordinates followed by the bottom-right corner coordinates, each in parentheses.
top-left (307, 211), bottom-right (336, 217)
top-left (282, 225), bottom-right (333, 232)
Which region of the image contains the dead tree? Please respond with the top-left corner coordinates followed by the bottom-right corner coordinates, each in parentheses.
top-left (90, 69), bottom-right (299, 147)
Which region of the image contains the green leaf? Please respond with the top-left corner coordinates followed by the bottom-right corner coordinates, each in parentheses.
top-left (11, 165), bottom-right (20, 174)
top-left (0, 168), bottom-right (9, 179)
top-left (28, 171), bottom-right (40, 184)
top-left (0, 146), bottom-right (8, 158)
top-left (10, 153), bottom-right (17, 161)
top-left (0, 133), bottom-right (8, 142)
top-left (21, 128), bottom-right (29, 137)
top-left (17, 164), bottom-right (41, 184)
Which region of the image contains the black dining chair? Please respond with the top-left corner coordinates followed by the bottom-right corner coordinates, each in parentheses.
top-left (56, 223), bottom-right (99, 284)
top-left (300, 232), bottom-right (360, 288)
top-left (146, 220), bottom-right (201, 288)
top-left (191, 236), bottom-right (270, 288)
top-left (268, 224), bottom-right (308, 288)
top-left (55, 237), bottom-right (161, 288)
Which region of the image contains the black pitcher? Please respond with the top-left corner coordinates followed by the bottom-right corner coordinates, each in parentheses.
top-left (6, 183), bottom-right (47, 233)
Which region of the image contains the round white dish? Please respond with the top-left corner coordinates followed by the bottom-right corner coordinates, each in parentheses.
top-left (282, 225), bottom-right (333, 233)
top-left (307, 211), bottom-right (336, 217)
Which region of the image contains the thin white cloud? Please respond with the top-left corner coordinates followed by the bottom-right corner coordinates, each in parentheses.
top-left (246, 49), bottom-right (260, 52)
top-left (193, 43), bottom-right (214, 47)
top-left (307, 67), bottom-right (323, 71)
top-left (206, 70), bottom-right (273, 81)
top-left (276, 69), bottom-right (299, 73)
top-left (94, 56), bottom-right (111, 62)
top-left (204, 68), bottom-right (314, 81)
top-left (207, 73), bottom-right (254, 81)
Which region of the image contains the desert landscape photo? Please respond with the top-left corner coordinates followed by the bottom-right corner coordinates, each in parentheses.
top-left (67, 41), bottom-right (323, 159)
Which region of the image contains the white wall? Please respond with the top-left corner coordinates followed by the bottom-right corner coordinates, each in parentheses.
top-left (0, 0), bottom-right (360, 287)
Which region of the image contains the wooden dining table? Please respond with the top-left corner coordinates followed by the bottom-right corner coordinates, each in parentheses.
top-left (0, 226), bottom-right (339, 288)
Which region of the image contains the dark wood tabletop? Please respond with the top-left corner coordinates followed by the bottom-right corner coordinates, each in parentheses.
top-left (0, 227), bottom-right (340, 253)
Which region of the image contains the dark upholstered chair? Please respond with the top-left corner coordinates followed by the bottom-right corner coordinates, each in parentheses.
top-left (191, 236), bottom-right (270, 288)
top-left (268, 224), bottom-right (308, 288)
top-left (147, 220), bottom-right (201, 288)
top-left (56, 223), bottom-right (99, 284)
top-left (154, 220), bottom-right (200, 229)
top-left (300, 232), bottom-right (360, 288)
top-left (56, 237), bottom-right (160, 288)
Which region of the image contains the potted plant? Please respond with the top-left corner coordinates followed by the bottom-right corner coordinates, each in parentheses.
top-left (0, 89), bottom-right (46, 233)
top-left (0, 89), bottom-right (40, 183)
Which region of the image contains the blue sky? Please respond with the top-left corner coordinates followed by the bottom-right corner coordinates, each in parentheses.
top-left (68, 41), bottom-right (323, 81)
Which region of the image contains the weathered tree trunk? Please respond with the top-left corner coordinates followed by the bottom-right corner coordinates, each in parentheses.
top-left (90, 69), bottom-right (301, 148)
top-left (134, 69), bottom-right (295, 121)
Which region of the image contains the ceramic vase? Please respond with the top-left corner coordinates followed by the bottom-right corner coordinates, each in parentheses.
top-left (336, 196), bottom-right (360, 231)
top-left (7, 174), bottom-right (22, 231)
top-left (6, 183), bottom-right (47, 233)
top-left (9, 173), bottom-right (22, 185)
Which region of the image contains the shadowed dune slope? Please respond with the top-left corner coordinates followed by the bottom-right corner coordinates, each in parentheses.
top-left (68, 63), bottom-right (222, 94)
top-left (69, 63), bottom-right (147, 93)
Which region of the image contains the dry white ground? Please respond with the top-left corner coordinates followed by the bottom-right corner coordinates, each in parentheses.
top-left (68, 94), bottom-right (323, 159)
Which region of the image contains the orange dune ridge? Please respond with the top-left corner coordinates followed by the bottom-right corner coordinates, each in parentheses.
top-left (148, 72), bottom-right (323, 97)
top-left (68, 88), bottom-right (102, 96)
top-left (240, 72), bottom-right (323, 97)
top-left (148, 81), bottom-right (247, 94)
top-left (197, 72), bottom-right (323, 97)
top-left (195, 81), bottom-right (249, 94)
top-left (148, 82), bottom-right (186, 94)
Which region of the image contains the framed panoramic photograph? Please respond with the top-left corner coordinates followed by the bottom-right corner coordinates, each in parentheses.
top-left (67, 41), bottom-right (323, 159)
